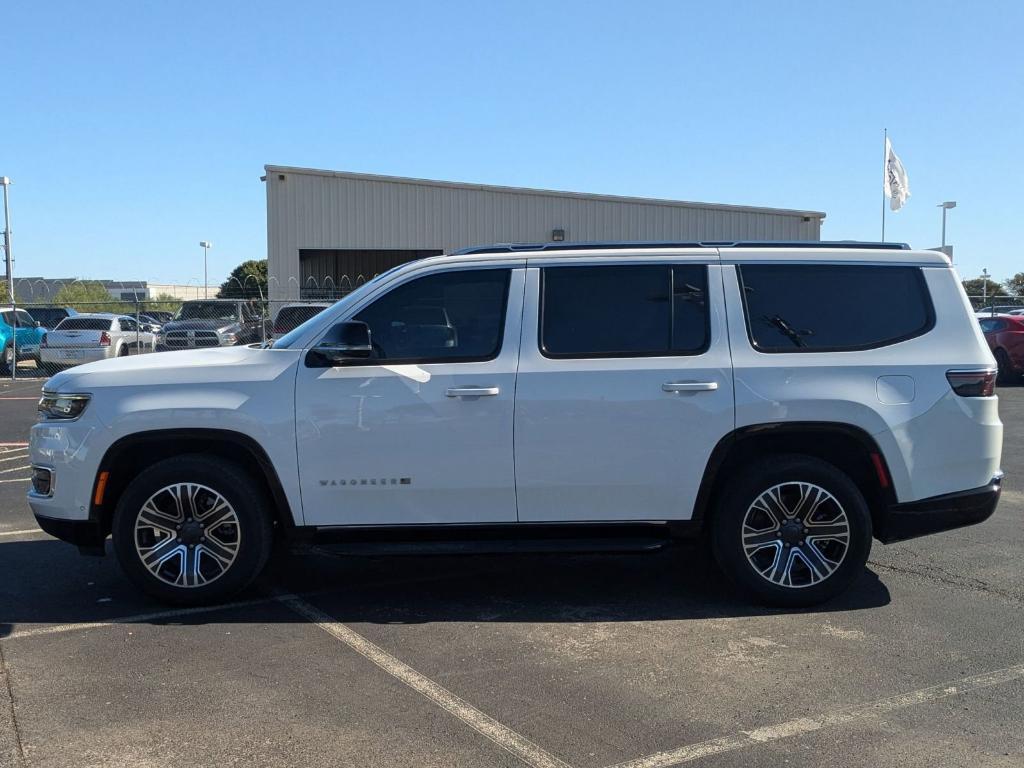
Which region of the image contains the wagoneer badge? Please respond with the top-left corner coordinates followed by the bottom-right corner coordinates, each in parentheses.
top-left (319, 477), bottom-right (412, 487)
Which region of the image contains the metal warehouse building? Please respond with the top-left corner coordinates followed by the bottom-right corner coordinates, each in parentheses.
top-left (264, 165), bottom-right (825, 302)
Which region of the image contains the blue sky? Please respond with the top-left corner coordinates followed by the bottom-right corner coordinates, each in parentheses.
top-left (5, 0), bottom-right (1022, 286)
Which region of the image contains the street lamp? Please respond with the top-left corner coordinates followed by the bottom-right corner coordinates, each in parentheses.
top-left (938, 201), bottom-right (957, 253)
top-left (199, 241), bottom-right (212, 298)
top-left (1, 177), bottom-right (12, 305)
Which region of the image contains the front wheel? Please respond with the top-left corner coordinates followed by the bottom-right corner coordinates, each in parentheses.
top-left (0, 344), bottom-right (13, 375)
top-left (711, 454), bottom-right (872, 607)
top-left (112, 455), bottom-right (273, 604)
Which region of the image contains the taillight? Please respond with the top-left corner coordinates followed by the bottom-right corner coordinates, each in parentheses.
top-left (99, 331), bottom-right (111, 346)
top-left (946, 369), bottom-right (996, 397)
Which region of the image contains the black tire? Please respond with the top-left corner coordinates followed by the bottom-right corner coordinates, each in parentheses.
top-left (117, 343), bottom-right (130, 357)
top-left (112, 455), bottom-right (273, 605)
top-left (0, 343), bottom-right (12, 375)
top-left (995, 349), bottom-right (1014, 386)
top-left (711, 454), bottom-right (873, 607)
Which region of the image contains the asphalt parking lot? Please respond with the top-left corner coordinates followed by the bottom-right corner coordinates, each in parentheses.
top-left (1, 372), bottom-right (1022, 768)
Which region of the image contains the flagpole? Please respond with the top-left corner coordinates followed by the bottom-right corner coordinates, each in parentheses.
top-left (881, 127), bottom-right (888, 241)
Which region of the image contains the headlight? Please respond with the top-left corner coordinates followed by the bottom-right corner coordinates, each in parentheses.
top-left (38, 392), bottom-right (91, 421)
top-left (219, 331), bottom-right (238, 344)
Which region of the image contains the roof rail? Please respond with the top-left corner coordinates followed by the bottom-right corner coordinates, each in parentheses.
top-left (452, 240), bottom-right (911, 255)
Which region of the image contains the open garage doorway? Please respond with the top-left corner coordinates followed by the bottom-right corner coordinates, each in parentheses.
top-left (299, 249), bottom-right (443, 299)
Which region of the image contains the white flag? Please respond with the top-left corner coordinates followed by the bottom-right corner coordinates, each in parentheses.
top-left (884, 137), bottom-right (910, 212)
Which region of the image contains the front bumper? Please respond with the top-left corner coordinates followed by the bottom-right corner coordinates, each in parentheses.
top-left (34, 513), bottom-right (106, 554)
top-left (876, 474), bottom-right (1002, 544)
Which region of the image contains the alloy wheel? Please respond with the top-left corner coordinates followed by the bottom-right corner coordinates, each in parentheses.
top-left (741, 481), bottom-right (851, 589)
top-left (133, 482), bottom-right (241, 588)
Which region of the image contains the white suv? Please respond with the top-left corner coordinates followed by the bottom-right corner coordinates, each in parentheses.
top-left (28, 242), bottom-right (1003, 606)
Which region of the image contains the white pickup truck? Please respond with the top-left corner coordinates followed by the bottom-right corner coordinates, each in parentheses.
top-left (28, 241), bottom-right (1002, 607)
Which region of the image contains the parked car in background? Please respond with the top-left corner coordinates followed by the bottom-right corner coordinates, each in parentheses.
top-left (979, 315), bottom-right (1024, 384)
top-left (272, 302), bottom-right (331, 341)
top-left (142, 310), bottom-right (175, 324)
top-left (138, 314), bottom-right (164, 333)
top-left (1, 307), bottom-right (46, 374)
top-left (975, 304), bottom-right (1024, 316)
top-left (25, 306), bottom-right (78, 330)
top-left (40, 313), bottom-right (156, 371)
top-left (157, 299), bottom-right (263, 350)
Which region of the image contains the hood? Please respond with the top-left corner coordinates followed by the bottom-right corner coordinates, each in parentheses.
top-left (45, 345), bottom-right (300, 392)
top-left (161, 318), bottom-right (240, 332)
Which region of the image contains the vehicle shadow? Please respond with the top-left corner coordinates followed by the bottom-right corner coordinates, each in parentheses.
top-left (0, 538), bottom-right (891, 638)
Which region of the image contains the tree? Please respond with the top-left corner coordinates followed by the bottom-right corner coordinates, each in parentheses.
top-left (146, 293), bottom-right (182, 313)
top-left (51, 281), bottom-right (129, 313)
top-left (962, 278), bottom-right (1010, 309)
top-left (1005, 273), bottom-right (1024, 296)
top-left (218, 259), bottom-right (267, 299)
top-left (0, 280), bottom-right (19, 304)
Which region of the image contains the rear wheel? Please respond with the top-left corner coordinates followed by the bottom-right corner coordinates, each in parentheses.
top-left (118, 343), bottom-right (130, 357)
top-left (112, 455), bottom-right (273, 604)
top-left (711, 454), bottom-right (872, 607)
top-left (0, 344), bottom-right (12, 375)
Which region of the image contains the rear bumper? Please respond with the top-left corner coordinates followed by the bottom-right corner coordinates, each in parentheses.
top-left (34, 513), bottom-right (106, 554)
top-left (876, 474), bottom-right (1002, 544)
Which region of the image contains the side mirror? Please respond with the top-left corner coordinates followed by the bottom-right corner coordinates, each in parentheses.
top-left (310, 321), bottom-right (373, 365)
top-left (34, 321), bottom-right (41, 328)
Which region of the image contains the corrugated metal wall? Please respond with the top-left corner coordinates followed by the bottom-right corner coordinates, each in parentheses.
top-left (266, 167), bottom-right (824, 302)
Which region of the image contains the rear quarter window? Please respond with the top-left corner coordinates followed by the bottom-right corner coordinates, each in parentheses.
top-left (737, 264), bottom-right (934, 352)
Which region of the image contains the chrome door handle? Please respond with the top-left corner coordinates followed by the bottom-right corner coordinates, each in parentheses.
top-left (662, 381), bottom-right (718, 393)
top-left (446, 386), bottom-right (500, 397)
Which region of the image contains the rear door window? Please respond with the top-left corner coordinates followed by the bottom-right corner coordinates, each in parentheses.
top-left (737, 264), bottom-right (934, 352)
top-left (540, 264), bottom-right (709, 358)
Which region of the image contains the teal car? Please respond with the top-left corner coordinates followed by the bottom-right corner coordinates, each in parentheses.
top-left (1, 307), bottom-right (46, 374)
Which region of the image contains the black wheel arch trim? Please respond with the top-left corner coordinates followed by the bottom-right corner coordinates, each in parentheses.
top-left (692, 421), bottom-right (898, 527)
top-left (92, 428), bottom-right (297, 536)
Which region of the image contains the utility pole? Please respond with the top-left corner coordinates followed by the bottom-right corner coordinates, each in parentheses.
top-left (200, 241), bottom-right (212, 298)
top-left (1, 177), bottom-right (12, 304)
top-left (2, 177), bottom-right (16, 380)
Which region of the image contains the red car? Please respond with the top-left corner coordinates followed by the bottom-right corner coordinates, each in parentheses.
top-left (979, 315), bottom-right (1024, 384)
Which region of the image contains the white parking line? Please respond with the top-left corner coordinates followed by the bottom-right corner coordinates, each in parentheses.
top-left (0, 529), bottom-right (44, 538)
top-left (276, 592), bottom-right (572, 768)
top-left (4, 595), bottom-right (282, 641)
top-left (0, 443), bottom-right (28, 449)
top-left (0, 465), bottom-right (29, 474)
top-left (0, 453), bottom-right (28, 464)
top-left (3, 570), bottom-right (471, 642)
top-left (609, 662), bottom-right (1024, 768)
top-left (0, 477), bottom-right (30, 484)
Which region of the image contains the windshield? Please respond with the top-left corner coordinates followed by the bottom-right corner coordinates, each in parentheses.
top-left (272, 267), bottom-right (404, 349)
top-left (173, 302), bottom-right (240, 322)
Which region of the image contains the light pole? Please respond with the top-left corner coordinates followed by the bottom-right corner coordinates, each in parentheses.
top-left (1, 177), bottom-right (12, 305)
top-left (938, 201), bottom-right (956, 255)
top-left (982, 268), bottom-right (989, 306)
top-left (199, 241), bottom-right (212, 298)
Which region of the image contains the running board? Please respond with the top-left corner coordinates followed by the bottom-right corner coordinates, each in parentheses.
top-left (307, 537), bottom-right (670, 557)
top-left (298, 521), bottom-right (685, 557)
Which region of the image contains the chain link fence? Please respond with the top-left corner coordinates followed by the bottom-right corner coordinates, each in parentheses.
top-left (6, 283), bottom-right (1019, 380)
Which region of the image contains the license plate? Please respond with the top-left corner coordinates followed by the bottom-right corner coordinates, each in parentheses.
top-left (60, 350), bottom-right (82, 359)
top-left (20, 345), bottom-right (38, 354)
